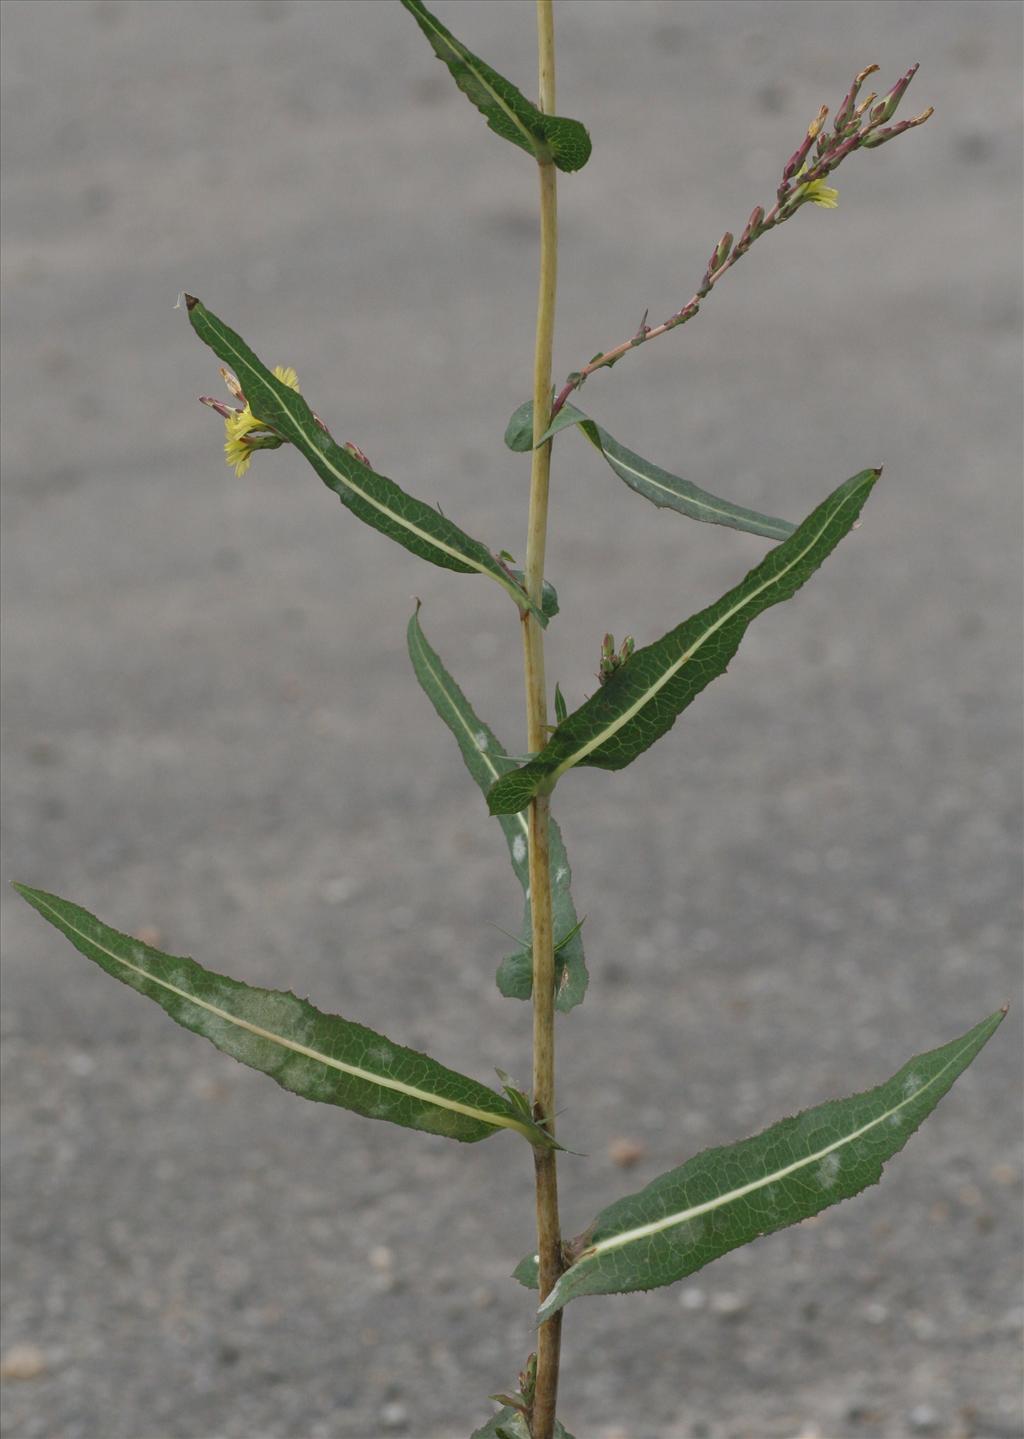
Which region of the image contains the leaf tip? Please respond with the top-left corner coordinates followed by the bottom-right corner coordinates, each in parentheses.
top-left (182, 293), bottom-right (199, 312)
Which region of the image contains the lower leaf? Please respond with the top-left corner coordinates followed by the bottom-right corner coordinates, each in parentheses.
top-left (515, 1010), bottom-right (1005, 1317)
top-left (14, 884), bottom-right (555, 1148)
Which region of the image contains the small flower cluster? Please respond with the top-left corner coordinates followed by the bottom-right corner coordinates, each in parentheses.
top-left (199, 364), bottom-right (301, 477)
top-left (777, 63), bottom-right (933, 218)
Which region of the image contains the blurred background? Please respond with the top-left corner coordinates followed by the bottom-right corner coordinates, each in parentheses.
top-left (2, 3), bottom-right (1021, 1437)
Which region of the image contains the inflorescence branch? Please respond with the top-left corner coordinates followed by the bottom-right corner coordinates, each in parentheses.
top-left (549, 63), bottom-right (932, 420)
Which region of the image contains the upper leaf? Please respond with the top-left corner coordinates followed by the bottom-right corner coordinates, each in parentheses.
top-left (186, 298), bottom-right (545, 625)
top-left (488, 468), bottom-right (880, 814)
top-left (14, 884), bottom-right (555, 1148)
top-left (515, 1009), bottom-right (1005, 1318)
top-left (407, 608), bottom-right (587, 1012)
top-left (505, 399), bottom-right (796, 541)
top-left (400, 0), bottom-right (591, 173)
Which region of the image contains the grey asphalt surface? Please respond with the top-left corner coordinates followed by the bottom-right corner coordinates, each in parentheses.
top-left (2, 3), bottom-right (1021, 1438)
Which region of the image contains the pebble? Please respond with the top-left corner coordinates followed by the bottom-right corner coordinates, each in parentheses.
top-left (607, 1136), bottom-right (647, 1168)
top-left (379, 1401), bottom-right (408, 1430)
top-left (909, 1403), bottom-right (941, 1432)
top-left (679, 1287), bottom-right (706, 1311)
top-left (710, 1290), bottom-right (748, 1318)
top-left (0, 1344), bottom-right (47, 1380)
top-left (368, 1245), bottom-right (393, 1272)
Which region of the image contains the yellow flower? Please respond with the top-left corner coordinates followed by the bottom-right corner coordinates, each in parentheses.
top-left (792, 160), bottom-right (839, 210)
top-left (224, 427), bottom-right (256, 478)
top-left (220, 365), bottom-right (300, 476)
top-left (802, 177), bottom-right (840, 209)
top-left (272, 365), bottom-right (300, 393)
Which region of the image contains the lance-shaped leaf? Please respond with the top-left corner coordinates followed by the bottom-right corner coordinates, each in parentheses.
top-left (400, 0), bottom-right (591, 174)
top-left (488, 468), bottom-right (879, 815)
top-left (13, 885), bottom-right (556, 1148)
top-left (186, 298), bottom-right (545, 625)
top-left (515, 1009), bottom-right (1005, 1319)
top-left (471, 1409), bottom-right (575, 1439)
top-left (408, 608), bottom-right (587, 1012)
top-left (505, 399), bottom-right (796, 541)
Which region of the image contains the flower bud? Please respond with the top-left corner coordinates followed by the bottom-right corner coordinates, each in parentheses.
top-left (871, 62), bottom-right (919, 126)
top-left (833, 63), bottom-right (879, 135)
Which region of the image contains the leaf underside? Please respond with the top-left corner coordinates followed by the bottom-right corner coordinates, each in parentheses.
top-left (516, 1009), bottom-right (1004, 1319)
top-left (14, 885), bottom-right (555, 1148)
top-left (487, 468), bottom-right (880, 815)
top-left (407, 608), bottom-right (587, 1012)
top-left (185, 298), bottom-right (544, 625)
top-left (400, 0), bottom-right (591, 174)
top-left (505, 399), bottom-right (796, 541)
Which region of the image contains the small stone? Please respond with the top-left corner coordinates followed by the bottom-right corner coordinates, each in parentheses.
top-left (710, 1290), bottom-right (748, 1318)
top-left (1, 1344), bottom-right (47, 1380)
top-left (909, 1404), bottom-right (940, 1433)
top-left (368, 1246), bottom-right (393, 1272)
top-left (990, 1162), bottom-right (1017, 1186)
top-left (607, 1136), bottom-right (647, 1168)
top-left (862, 1300), bottom-right (889, 1325)
top-left (380, 1401), bottom-right (408, 1431)
top-left (679, 1287), bottom-right (706, 1311)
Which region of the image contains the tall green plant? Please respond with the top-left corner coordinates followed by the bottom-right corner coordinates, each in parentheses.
top-left (15, 5), bottom-right (1004, 1436)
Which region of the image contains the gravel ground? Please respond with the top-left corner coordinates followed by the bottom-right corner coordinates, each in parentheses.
top-left (2, 3), bottom-right (1021, 1438)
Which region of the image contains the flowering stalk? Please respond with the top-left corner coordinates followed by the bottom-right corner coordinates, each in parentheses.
top-left (549, 62), bottom-right (932, 419)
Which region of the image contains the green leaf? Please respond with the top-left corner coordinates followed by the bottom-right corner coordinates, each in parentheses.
top-left (507, 400), bottom-right (796, 541)
top-left (407, 608), bottom-right (587, 1012)
top-left (185, 297), bottom-right (545, 625)
top-left (488, 468), bottom-right (880, 815)
top-left (516, 1010), bottom-right (1005, 1318)
top-left (13, 884), bottom-right (556, 1148)
top-left (503, 398), bottom-right (543, 454)
top-left (400, 0), bottom-right (591, 174)
top-left (472, 1409), bottom-right (575, 1439)
top-left (506, 565), bottom-right (559, 620)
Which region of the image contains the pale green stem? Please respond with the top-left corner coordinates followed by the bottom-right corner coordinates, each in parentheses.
top-left (523, 4), bottom-right (563, 1438)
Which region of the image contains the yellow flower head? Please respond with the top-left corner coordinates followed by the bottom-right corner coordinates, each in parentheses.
top-left (220, 365), bottom-right (300, 476)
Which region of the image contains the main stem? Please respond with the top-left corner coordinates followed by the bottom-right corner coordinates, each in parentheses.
top-left (524, 4), bottom-right (562, 1437)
